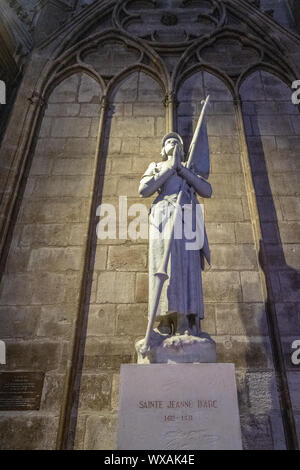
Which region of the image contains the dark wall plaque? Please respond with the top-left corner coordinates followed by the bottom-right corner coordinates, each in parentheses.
top-left (0, 372), bottom-right (45, 410)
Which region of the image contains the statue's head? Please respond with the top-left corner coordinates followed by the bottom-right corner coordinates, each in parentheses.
top-left (161, 132), bottom-right (184, 161)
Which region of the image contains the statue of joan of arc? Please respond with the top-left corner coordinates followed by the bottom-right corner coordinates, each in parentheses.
top-left (138, 97), bottom-right (212, 350)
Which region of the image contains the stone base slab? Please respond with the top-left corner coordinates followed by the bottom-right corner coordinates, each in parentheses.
top-left (135, 331), bottom-right (217, 364)
top-left (117, 363), bottom-right (243, 450)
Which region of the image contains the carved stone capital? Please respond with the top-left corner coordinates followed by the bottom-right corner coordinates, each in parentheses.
top-left (163, 92), bottom-right (178, 108)
top-left (28, 91), bottom-right (45, 107)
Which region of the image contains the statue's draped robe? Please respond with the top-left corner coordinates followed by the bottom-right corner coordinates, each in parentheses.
top-left (142, 161), bottom-right (210, 321)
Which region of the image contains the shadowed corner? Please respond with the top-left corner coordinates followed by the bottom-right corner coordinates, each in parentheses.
top-left (240, 70), bottom-right (300, 449)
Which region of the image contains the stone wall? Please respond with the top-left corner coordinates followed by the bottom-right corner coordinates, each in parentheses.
top-left (288, 0), bottom-right (300, 31)
top-left (74, 71), bottom-right (166, 449)
top-left (241, 70), bottom-right (300, 445)
top-left (0, 72), bottom-right (101, 449)
top-left (0, 0), bottom-right (299, 451)
top-left (0, 66), bottom-right (297, 450)
top-left (72, 69), bottom-right (288, 449)
top-left (178, 71), bottom-right (284, 450)
top-left (259, 0), bottom-right (296, 30)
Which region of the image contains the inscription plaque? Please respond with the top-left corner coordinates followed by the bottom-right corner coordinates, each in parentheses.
top-left (117, 363), bottom-right (242, 450)
top-left (0, 372), bottom-right (44, 410)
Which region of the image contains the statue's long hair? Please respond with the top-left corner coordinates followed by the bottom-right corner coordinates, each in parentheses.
top-left (160, 140), bottom-right (184, 161)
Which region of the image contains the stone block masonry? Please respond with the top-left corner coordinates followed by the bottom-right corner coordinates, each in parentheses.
top-left (0, 2), bottom-right (299, 448)
top-left (241, 70), bottom-right (300, 446)
top-left (0, 65), bottom-right (291, 450)
top-left (70, 70), bottom-right (285, 450)
top-left (74, 71), bottom-right (166, 449)
top-left (0, 72), bottom-right (101, 450)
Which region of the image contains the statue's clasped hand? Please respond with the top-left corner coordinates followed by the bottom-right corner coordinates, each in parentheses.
top-left (170, 143), bottom-right (183, 172)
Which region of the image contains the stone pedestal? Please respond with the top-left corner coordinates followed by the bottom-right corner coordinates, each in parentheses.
top-left (135, 331), bottom-right (217, 364)
top-left (117, 363), bottom-right (242, 450)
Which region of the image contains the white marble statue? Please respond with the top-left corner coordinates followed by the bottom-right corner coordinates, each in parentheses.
top-left (136, 97), bottom-right (214, 364)
top-left (139, 131), bottom-right (212, 339)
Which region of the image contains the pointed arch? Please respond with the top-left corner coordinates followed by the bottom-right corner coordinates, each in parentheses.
top-left (173, 25), bottom-right (298, 100)
top-left (36, 29), bottom-right (170, 107)
top-left (174, 62), bottom-right (236, 101)
top-left (238, 64), bottom-right (297, 97)
top-left (43, 65), bottom-right (105, 105)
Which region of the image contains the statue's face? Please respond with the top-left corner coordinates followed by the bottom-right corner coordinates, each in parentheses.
top-left (164, 137), bottom-right (181, 157)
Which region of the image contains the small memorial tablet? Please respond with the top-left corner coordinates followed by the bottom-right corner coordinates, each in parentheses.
top-left (117, 363), bottom-right (242, 450)
top-left (0, 372), bottom-right (44, 411)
